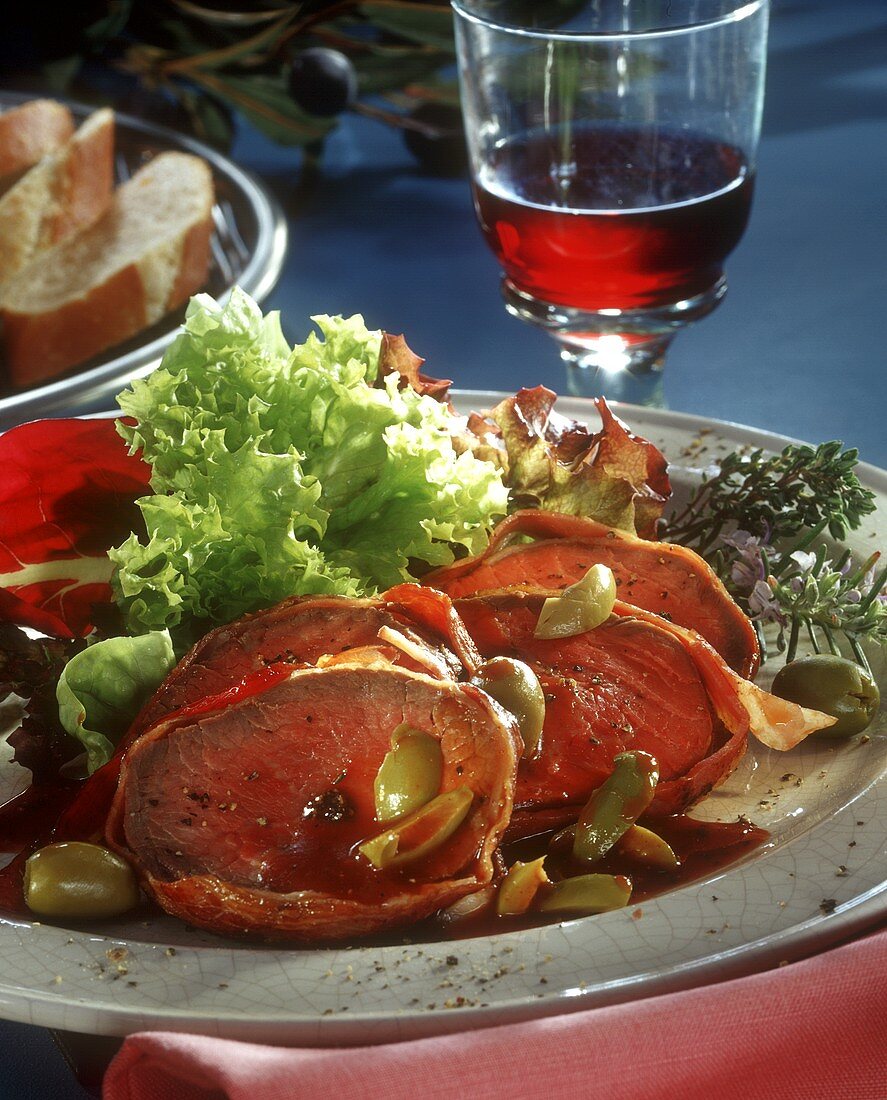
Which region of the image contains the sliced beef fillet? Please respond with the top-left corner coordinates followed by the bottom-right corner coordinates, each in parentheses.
top-left (131, 584), bottom-right (481, 741)
top-left (428, 511), bottom-right (760, 678)
top-left (106, 664), bottom-right (519, 942)
top-left (456, 592), bottom-right (732, 827)
top-left (456, 591), bottom-right (833, 836)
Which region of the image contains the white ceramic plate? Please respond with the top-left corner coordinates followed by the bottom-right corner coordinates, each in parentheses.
top-left (0, 395), bottom-right (884, 1044)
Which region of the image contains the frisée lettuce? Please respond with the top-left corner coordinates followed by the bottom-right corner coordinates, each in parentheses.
top-left (110, 290), bottom-right (508, 635)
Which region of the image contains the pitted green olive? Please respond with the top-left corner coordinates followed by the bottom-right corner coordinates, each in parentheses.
top-left (359, 786), bottom-right (473, 869)
top-left (534, 564), bottom-right (617, 640)
top-left (614, 824), bottom-right (680, 870)
top-left (496, 857), bottom-right (549, 917)
top-left (537, 873), bottom-right (632, 915)
top-left (771, 655), bottom-right (880, 738)
top-left (24, 842), bottom-right (140, 920)
top-left (571, 751), bottom-right (659, 865)
top-left (473, 657), bottom-right (545, 758)
top-left (374, 724), bottom-right (443, 822)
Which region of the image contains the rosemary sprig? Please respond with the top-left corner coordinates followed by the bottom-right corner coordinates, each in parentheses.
top-left (766, 551), bottom-right (887, 666)
top-left (664, 441), bottom-right (886, 667)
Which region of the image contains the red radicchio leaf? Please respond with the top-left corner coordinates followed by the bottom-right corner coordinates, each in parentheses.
top-left (377, 333), bottom-right (452, 402)
top-left (0, 418), bottom-right (152, 637)
top-left (488, 387), bottom-right (671, 538)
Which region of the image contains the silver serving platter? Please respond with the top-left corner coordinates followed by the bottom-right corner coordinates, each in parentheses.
top-left (0, 91), bottom-right (287, 429)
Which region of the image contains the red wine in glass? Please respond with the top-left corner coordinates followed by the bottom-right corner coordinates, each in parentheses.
top-left (472, 125), bottom-right (755, 313)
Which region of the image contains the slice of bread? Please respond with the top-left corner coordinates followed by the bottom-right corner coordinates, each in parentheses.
top-left (0, 151), bottom-right (215, 388)
top-left (0, 99), bottom-right (75, 192)
top-left (0, 108), bottom-right (114, 284)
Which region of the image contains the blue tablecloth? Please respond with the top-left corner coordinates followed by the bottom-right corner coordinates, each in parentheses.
top-left (246, 0), bottom-right (886, 468)
top-left (1, 1), bottom-right (884, 1096)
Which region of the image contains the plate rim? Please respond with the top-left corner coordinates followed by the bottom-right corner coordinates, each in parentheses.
top-left (0, 393), bottom-right (884, 1043)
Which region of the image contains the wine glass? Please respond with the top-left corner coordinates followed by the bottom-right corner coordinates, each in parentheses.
top-left (453, 0), bottom-right (769, 404)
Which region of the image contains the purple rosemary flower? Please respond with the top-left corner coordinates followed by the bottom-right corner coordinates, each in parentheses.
top-left (722, 530), bottom-right (767, 594)
top-left (748, 579), bottom-right (787, 625)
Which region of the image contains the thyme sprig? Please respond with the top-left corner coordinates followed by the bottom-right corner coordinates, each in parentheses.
top-left (664, 441), bottom-right (886, 667)
top-left (666, 441), bottom-right (876, 557)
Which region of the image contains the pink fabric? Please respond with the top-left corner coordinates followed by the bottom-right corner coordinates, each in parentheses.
top-left (104, 929), bottom-right (887, 1100)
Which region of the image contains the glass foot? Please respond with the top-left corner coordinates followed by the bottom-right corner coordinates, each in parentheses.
top-left (501, 276), bottom-right (728, 408)
top-left (560, 332), bottom-right (669, 406)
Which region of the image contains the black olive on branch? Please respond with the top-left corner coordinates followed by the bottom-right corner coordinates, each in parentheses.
top-left (287, 47), bottom-right (358, 118)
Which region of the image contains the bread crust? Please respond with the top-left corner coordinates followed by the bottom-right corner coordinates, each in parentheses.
top-left (0, 100), bottom-right (75, 183)
top-left (169, 214), bottom-right (214, 309)
top-left (46, 109), bottom-right (115, 247)
top-left (0, 151), bottom-right (215, 389)
top-left (0, 109), bottom-right (115, 283)
top-left (2, 266), bottom-right (147, 388)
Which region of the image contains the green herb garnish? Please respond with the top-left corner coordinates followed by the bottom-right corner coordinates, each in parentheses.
top-left (664, 441), bottom-right (886, 668)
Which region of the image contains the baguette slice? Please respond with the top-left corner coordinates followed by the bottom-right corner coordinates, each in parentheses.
top-left (0, 151), bottom-right (215, 388)
top-left (0, 99), bottom-right (75, 191)
top-left (0, 108), bottom-right (114, 283)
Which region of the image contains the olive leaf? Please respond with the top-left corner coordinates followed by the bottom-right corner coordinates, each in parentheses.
top-left (399, 79), bottom-right (461, 108)
top-left (189, 71), bottom-right (333, 145)
top-left (353, 51), bottom-right (449, 96)
top-left (84, 0), bottom-right (135, 48)
top-left (163, 10), bottom-right (297, 74)
top-left (358, 2), bottom-right (456, 52)
top-left (178, 87), bottom-right (235, 151)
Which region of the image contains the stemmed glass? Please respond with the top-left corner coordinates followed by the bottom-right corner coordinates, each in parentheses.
top-left (453, 0), bottom-right (769, 404)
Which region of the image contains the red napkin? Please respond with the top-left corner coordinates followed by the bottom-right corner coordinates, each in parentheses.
top-left (104, 928), bottom-right (887, 1100)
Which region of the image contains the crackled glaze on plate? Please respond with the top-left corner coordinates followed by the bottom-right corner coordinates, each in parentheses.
top-left (0, 396), bottom-right (884, 1044)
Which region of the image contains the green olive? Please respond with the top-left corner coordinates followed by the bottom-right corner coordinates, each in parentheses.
top-left (771, 655), bottom-right (880, 738)
top-left (358, 786), bottom-right (473, 869)
top-left (24, 842), bottom-right (140, 920)
top-left (473, 657), bottom-right (545, 758)
top-left (537, 873), bottom-right (632, 915)
top-left (571, 751), bottom-right (660, 865)
top-left (614, 824), bottom-right (680, 870)
top-left (374, 724), bottom-right (443, 823)
top-left (496, 857), bottom-right (549, 917)
top-left (534, 564), bottom-right (617, 640)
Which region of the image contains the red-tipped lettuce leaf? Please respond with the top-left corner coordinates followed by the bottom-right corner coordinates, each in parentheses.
top-left (486, 388), bottom-right (670, 537)
top-left (0, 418), bottom-right (151, 637)
top-left (376, 333), bottom-right (452, 401)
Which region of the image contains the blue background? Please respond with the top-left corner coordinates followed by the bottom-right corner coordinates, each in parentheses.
top-left (1, 0), bottom-right (885, 1095)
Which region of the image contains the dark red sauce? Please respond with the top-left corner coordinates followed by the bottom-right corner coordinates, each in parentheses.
top-left (0, 663), bottom-right (768, 936)
top-left (427, 814), bottom-right (769, 942)
top-left (623, 814), bottom-right (769, 903)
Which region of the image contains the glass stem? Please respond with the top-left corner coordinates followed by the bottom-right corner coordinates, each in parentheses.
top-left (560, 331), bottom-right (673, 404)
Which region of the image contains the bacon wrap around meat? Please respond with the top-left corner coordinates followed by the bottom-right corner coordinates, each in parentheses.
top-left (455, 592), bottom-right (747, 830)
top-left (106, 664), bottom-right (519, 942)
top-left (455, 591), bottom-right (833, 838)
top-left (131, 583), bottom-right (481, 742)
top-left (427, 511), bottom-right (760, 679)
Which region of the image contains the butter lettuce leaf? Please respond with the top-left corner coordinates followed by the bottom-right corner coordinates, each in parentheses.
top-left (56, 630), bottom-right (177, 772)
top-left (111, 290), bottom-right (507, 634)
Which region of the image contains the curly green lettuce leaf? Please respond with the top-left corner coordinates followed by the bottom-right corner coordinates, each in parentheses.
top-left (111, 290), bottom-right (507, 634)
top-left (56, 631), bottom-right (177, 772)
top-left (325, 417), bottom-right (509, 589)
